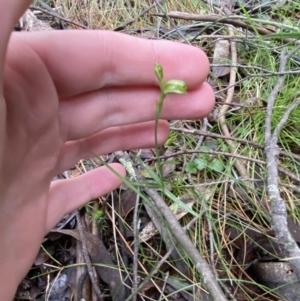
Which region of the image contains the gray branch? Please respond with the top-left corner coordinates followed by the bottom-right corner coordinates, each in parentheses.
top-left (143, 187), bottom-right (228, 301)
top-left (265, 49), bottom-right (288, 143)
top-left (264, 47), bottom-right (300, 281)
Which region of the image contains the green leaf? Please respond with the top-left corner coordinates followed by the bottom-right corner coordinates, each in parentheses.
top-left (170, 203), bottom-right (179, 214)
top-left (261, 32), bottom-right (300, 40)
top-left (163, 187), bottom-right (199, 218)
top-left (194, 158), bottom-right (208, 171)
top-left (163, 80), bottom-right (187, 95)
top-left (221, 143), bottom-right (229, 152)
top-left (154, 64), bottom-right (164, 84)
top-left (186, 161), bottom-right (198, 173)
top-left (137, 157), bottom-right (200, 218)
top-left (209, 158), bottom-right (224, 173)
top-left (199, 145), bottom-right (211, 160)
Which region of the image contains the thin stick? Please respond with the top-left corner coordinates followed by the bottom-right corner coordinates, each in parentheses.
top-left (127, 247), bottom-right (174, 301)
top-left (152, 11), bottom-right (299, 39)
top-left (129, 212), bottom-right (205, 301)
top-left (114, 0), bottom-right (167, 31)
top-left (147, 149), bottom-right (266, 165)
top-left (210, 63), bottom-right (300, 76)
top-left (29, 5), bottom-right (88, 29)
top-left (132, 192), bottom-right (141, 301)
top-left (218, 26), bottom-right (249, 182)
top-left (154, 0), bottom-right (190, 44)
top-left (190, 118), bottom-right (209, 162)
top-left (170, 127), bottom-right (300, 161)
top-left (145, 148), bottom-right (300, 183)
top-left (64, 169), bottom-right (103, 301)
top-left (75, 210), bottom-right (103, 301)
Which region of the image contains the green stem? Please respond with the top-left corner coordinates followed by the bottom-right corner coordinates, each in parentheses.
top-left (153, 64), bottom-right (187, 190)
top-left (155, 92), bottom-right (166, 189)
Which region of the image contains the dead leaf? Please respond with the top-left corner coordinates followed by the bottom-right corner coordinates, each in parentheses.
top-left (162, 148), bottom-right (176, 177)
top-left (53, 229), bottom-right (126, 301)
top-left (212, 40), bottom-right (231, 78)
top-left (226, 226), bottom-right (282, 265)
top-left (139, 148), bottom-right (155, 159)
top-left (226, 218), bottom-right (300, 266)
top-left (116, 190), bottom-right (137, 218)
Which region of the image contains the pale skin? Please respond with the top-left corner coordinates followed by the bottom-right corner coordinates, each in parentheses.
top-left (0, 1), bottom-right (215, 300)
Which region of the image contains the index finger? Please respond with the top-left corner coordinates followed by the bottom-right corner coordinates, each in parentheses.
top-left (11, 30), bottom-right (210, 97)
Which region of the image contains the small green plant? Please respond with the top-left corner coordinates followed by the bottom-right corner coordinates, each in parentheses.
top-left (185, 144), bottom-right (227, 174)
top-left (84, 202), bottom-right (107, 228)
top-left (154, 64), bottom-right (187, 185)
top-left (91, 209), bottom-right (106, 225)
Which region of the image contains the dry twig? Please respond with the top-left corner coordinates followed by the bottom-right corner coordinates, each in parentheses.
top-left (170, 127), bottom-right (300, 162)
top-left (153, 11), bottom-right (300, 45)
top-left (29, 5), bottom-right (88, 29)
top-left (132, 192), bottom-right (140, 301)
top-left (264, 45), bottom-right (300, 280)
top-left (152, 11), bottom-right (274, 35)
top-left (114, 0), bottom-right (167, 31)
top-left (65, 169), bottom-right (102, 301)
top-left (143, 186), bottom-right (228, 301)
top-left (217, 26), bottom-right (250, 182)
top-left (75, 209), bottom-right (103, 301)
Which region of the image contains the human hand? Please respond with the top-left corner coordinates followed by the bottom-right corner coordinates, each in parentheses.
top-left (0, 2), bottom-right (214, 299)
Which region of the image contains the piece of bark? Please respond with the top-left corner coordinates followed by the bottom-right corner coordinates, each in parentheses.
top-left (21, 9), bottom-right (53, 32)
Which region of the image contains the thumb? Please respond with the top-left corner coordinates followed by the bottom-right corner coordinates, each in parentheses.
top-left (47, 163), bottom-right (126, 232)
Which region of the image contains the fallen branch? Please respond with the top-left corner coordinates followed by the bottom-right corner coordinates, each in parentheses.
top-left (152, 11), bottom-right (275, 35)
top-left (115, 151), bottom-right (228, 301)
top-left (75, 211), bottom-right (103, 301)
top-left (143, 186), bottom-right (228, 301)
top-left (264, 45), bottom-right (300, 280)
top-left (152, 11), bottom-right (300, 46)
